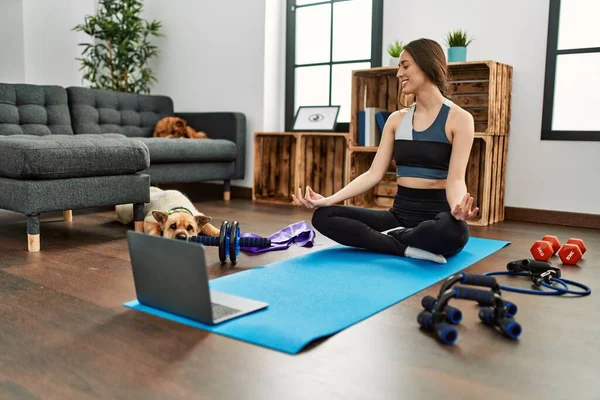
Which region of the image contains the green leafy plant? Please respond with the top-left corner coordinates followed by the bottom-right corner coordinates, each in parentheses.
top-left (386, 40), bottom-right (404, 57)
top-left (72, 0), bottom-right (164, 94)
top-left (445, 29), bottom-right (475, 47)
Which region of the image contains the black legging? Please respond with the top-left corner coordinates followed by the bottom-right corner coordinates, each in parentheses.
top-left (311, 185), bottom-right (469, 258)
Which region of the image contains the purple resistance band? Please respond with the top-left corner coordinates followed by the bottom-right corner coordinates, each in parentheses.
top-left (240, 220), bottom-right (316, 254)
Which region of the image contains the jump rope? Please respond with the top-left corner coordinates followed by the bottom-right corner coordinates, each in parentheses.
top-left (482, 258), bottom-right (591, 297)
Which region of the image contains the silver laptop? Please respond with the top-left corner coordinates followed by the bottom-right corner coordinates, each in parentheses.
top-left (126, 231), bottom-right (268, 325)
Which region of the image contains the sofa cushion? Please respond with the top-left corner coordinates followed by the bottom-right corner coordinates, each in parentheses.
top-left (0, 134), bottom-right (150, 179)
top-left (135, 138), bottom-right (237, 163)
top-left (0, 83), bottom-right (73, 136)
top-left (67, 86), bottom-right (174, 138)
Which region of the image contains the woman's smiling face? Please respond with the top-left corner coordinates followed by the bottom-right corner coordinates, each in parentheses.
top-left (396, 50), bottom-right (427, 95)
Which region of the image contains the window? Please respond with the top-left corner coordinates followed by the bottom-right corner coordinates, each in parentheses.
top-left (541, 0), bottom-right (600, 141)
top-left (285, 0), bottom-right (383, 132)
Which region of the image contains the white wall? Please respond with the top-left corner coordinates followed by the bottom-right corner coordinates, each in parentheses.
top-left (22, 0), bottom-right (96, 86)
top-left (142, 0), bottom-right (267, 189)
top-left (0, 0), bottom-right (25, 83)
top-left (383, 0), bottom-right (600, 215)
top-left (263, 0), bottom-right (287, 132)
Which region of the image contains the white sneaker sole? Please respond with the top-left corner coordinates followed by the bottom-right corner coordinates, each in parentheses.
top-left (381, 226), bottom-right (404, 235)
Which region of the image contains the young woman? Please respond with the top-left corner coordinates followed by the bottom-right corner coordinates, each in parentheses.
top-left (292, 38), bottom-right (478, 263)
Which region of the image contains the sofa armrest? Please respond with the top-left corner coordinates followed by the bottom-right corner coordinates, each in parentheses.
top-left (175, 112), bottom-right (246, 180)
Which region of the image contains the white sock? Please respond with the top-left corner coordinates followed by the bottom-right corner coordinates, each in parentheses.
top-left (405, 246), bottom-right (447, 264)
top-left (382, 227), bottom-right (446, 264)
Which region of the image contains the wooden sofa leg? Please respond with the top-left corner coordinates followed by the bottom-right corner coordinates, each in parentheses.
top-left (133, 203), bottom-right (144, 232)
top-left (63, 210), bottom-right (73, 222)
top-left (27, 213), bottom-right (40, 252)
top-left (224, 180), bottom-right (231, 202)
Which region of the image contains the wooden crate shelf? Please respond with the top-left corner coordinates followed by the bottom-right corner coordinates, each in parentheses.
top-left (298, 133), bottom-right (347, 199)
top-left (466, 133), bottom-right (509, 226)
top-left (466, 134), bottom-right (508, 226)
top-left (448, 61), bottom-right (513, 135)
top-left (252, 132), bottom-right (348, 205)
top-left (253, 132), bottom-right (298, 205)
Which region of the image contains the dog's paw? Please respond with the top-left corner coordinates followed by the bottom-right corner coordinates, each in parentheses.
top-left (201, 222), bottom-right (221, 237)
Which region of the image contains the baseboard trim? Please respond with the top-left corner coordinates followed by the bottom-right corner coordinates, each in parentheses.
top-left (505, 207), bottom-right (600, 230)
top-left (159, 182), bottom-right (252, 201)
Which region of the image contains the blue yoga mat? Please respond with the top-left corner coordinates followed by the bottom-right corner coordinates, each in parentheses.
top-left (124, 237), bottom-right (509, 354)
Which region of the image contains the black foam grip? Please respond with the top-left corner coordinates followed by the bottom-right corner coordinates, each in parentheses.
top-left (445, 306), bottom-right (462, 324)
top-left (479, 307), bottom-right (495, 325)
top-left (421, 296), bottom-right (437, 311)
top-left (417, 311), bottom-right (433, 331)
top-left (461, 273), bottom-right (497, 288)
top-left (239, 237), bottom-right (271, 248)
top-left (453, 286), bottom-right (495, 306)
top-left (189, 236), bottom-right (220, 246)
top-left (498, 318), bottom-right (522, 339)
top-left (504, 301), bottom-right (518, 318)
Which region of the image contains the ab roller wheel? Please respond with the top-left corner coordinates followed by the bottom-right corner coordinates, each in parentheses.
top-left (218, 220), bottom-right (227, 263)
top-left (225, 221), bottom-right (240, 264)
top-left (189, 220), bottom-right (271, 265)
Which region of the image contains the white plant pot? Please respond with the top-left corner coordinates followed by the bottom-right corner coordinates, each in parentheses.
top-left (389, 57), bottom-right (399, 66)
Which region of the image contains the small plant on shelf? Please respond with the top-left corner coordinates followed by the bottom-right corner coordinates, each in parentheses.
top-left (445, 29), bottom-right (475, 62)
top-left (445, 29), bottom-right (475, 47)
top-left (386, 40), bottom-right (403, 66)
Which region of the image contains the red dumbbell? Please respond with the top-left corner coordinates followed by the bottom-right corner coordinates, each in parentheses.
top-left (530, 240), bottom-right (554, 261)
top-left (566, 238), bottom-right (587, 255)
top-left (541, 235), bottom-right (561, 255)
top-left (557, 238), bottom-right (587, 265)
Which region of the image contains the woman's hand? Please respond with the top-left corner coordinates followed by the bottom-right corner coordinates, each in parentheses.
top-left (292, 186), bottom-right (331, 209)
top-left (451, 193), bottom-right (479, 221)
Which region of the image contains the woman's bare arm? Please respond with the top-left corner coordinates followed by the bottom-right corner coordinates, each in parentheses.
top-left (446, 108), bottom-right (478, 219)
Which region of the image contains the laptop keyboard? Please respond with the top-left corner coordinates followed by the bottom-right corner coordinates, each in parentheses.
top-left (211, 303), bottom-right (242, 320)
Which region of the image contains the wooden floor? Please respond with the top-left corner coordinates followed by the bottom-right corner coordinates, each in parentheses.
top-left (1, 199), bottom-right (599, 400)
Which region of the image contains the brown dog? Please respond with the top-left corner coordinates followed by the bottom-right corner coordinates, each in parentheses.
top-left (153, 116), bottom-right (208, 139)
top-left (115, 187), bottom-right (221, 239)
top-left (146, 208), bottom-right (217, 240)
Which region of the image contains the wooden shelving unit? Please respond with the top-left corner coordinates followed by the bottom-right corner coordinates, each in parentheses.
top-left (252, 131), bottom-right (348, 205)
top-left (252, 60), bottom-right (513, 226)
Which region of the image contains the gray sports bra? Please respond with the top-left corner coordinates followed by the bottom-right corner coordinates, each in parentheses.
top-left (394, 98), bottom-right (453, 179)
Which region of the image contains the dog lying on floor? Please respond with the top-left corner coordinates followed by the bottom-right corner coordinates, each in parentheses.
top-left (153, 116), bottom-right (208, 139)
top-left (116, 187), bottom-right (220, 239)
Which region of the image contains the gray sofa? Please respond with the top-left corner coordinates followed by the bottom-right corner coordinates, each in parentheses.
top-left (0, 83), bottom-right (246, 252)
top-left (66, 86), bottom-right (246, 191)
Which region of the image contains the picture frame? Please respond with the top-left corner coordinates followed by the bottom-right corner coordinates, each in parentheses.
top-left (292, 105), bottom-right (340, 132)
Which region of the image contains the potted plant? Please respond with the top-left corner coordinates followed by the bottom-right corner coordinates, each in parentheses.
top-left (72, 0), bottom-right (164, 94)
top-left (386, 40), bottom-right (403, 66)
top-left (444, 29), bottom-right (475, 62)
